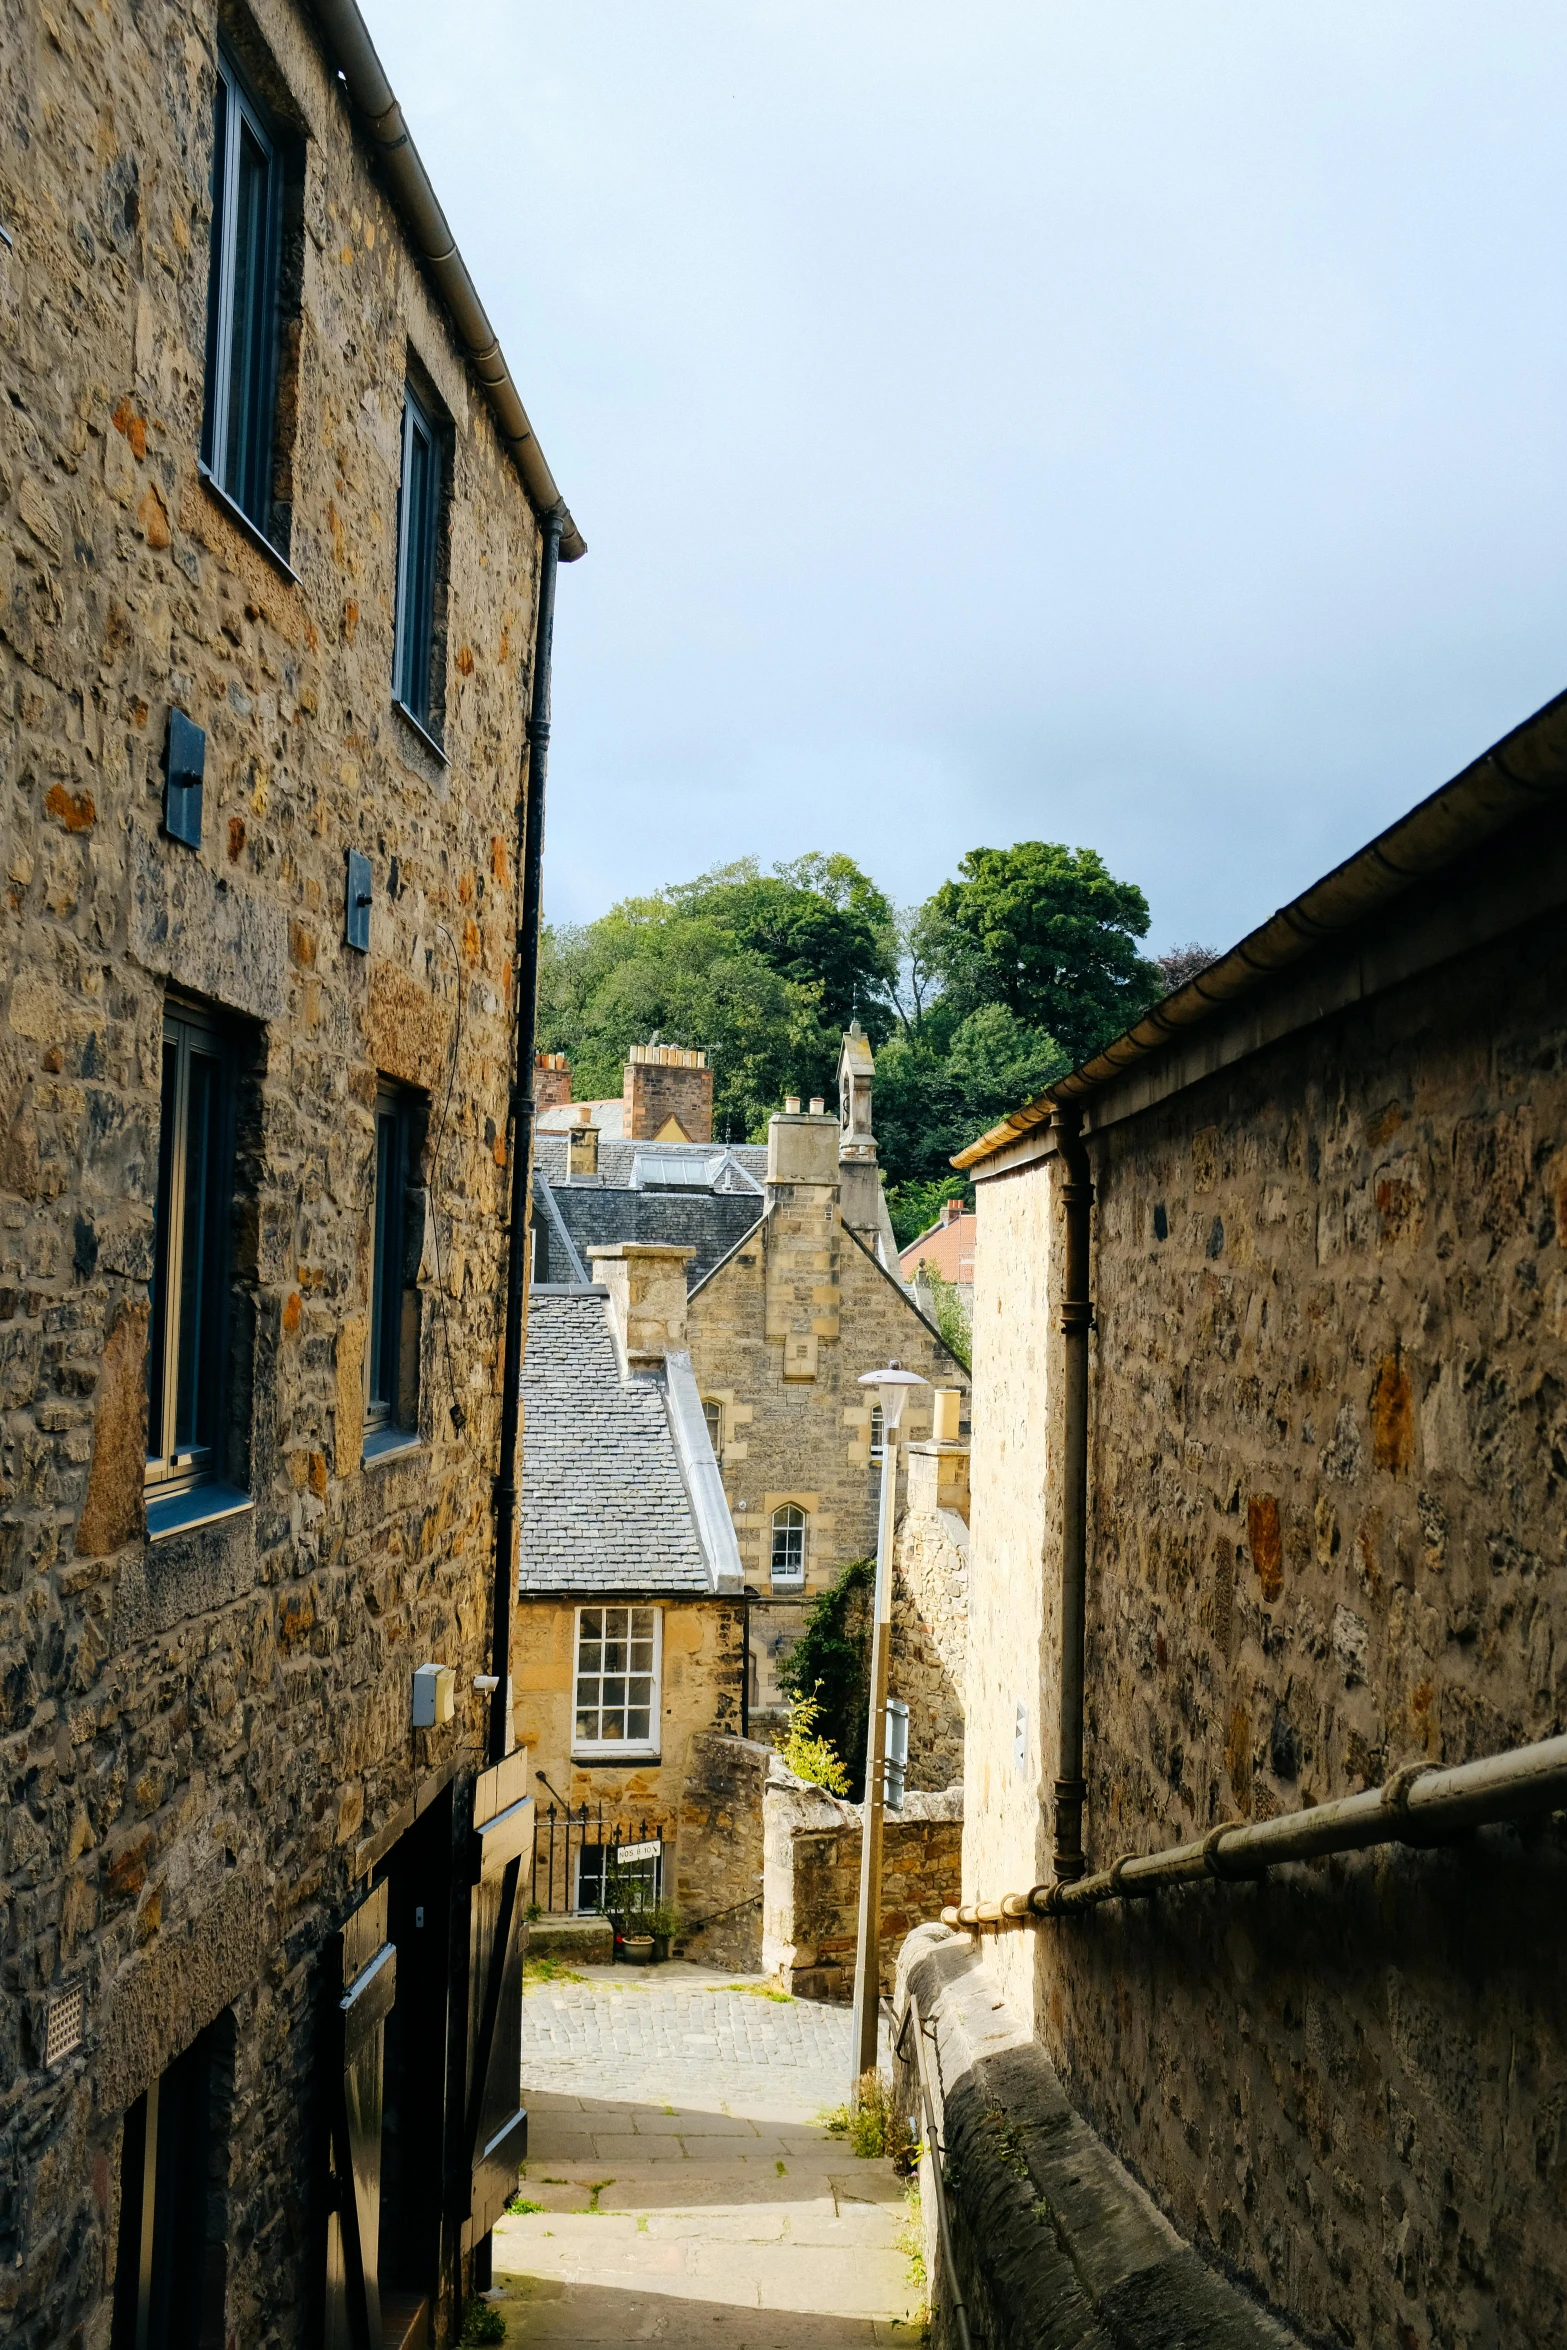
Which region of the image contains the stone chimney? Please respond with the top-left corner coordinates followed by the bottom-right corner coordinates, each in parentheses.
top-left (763, 1106), bottom-right (840, 1382)
top-left (567, 1122), bottom-right (599, 1178)
top-left (905, 1386), bottom-right (971, 1523)
top-left (533, 1052), bottom-right (572, 1110)
top-left (587, 1243), bottom-right (694, 1373)
top-left (622, 1044), bottom-right (713, 1143)
top-left (836, 1023), bottom-right (881, 1236)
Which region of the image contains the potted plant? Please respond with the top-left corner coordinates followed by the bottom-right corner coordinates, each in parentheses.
top-left (645, 1903), bottom-right (683, 1964)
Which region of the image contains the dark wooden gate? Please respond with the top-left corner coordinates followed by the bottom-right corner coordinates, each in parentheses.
top-left (324, 1881), bottom-right (398, 2350)
top-left (460, 1750), bottom-right (532, 2254)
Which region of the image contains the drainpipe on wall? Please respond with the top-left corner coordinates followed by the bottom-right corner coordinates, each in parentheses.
top-left (488, 506), bottom-right (563, 1766)
top-left (1051, 1105), bottom-right (1094, 1881)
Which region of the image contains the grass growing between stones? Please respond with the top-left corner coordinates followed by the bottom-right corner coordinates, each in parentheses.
top-left (897, 2181), bottom-right (930, 2334)
top-left (824, 2069), bottom-right (900, 2158)
top-left (522, 1953), bottom-right (585, 1987)
top-left (722, 1981), bottom-right (793, 2001)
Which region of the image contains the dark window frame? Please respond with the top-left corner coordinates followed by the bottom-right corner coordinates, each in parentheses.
top-left (392, 376), bottom-right (450, 744)
top-left (146, 1003), bottom-right (240, 1501)
top-left (201, 41), bottom-right (285, 543)
top-left (365, 1084), bottom-right (423, 1453)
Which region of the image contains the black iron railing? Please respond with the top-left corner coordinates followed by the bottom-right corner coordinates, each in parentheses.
top-left (530, 1803), bottom-right (669, 1918)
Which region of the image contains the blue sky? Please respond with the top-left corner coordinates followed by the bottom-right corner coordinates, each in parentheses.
top-left (368, 1), bottom-right (1567, 955)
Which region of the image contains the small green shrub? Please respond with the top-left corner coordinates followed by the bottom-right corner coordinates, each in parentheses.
top-left (459, 2301), bottom-right (507, 2345)
top-left (777, 1558), bottom-right (873, 1797)
top-left (774, 1684), bottom-right (850, 1796)
top-left (505, 2193), bottom-right (544, 2215)
top-left (824, 2069), bottom-right (900, 2158)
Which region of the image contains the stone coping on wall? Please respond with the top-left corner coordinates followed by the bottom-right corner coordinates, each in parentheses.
top-left (894, 1924), bottom-right (1301, 2350)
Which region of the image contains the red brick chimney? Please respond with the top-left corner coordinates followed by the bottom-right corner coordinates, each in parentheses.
top-left (533, 1052), bottom-right (572, 1110)
top-left (942, 1197), bottom-right (967, 1226)
top-left (622, 1045), bottom-right (713, 1143)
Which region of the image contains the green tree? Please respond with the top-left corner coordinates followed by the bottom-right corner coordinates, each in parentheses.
top-left (924, 842), bottom-right (1163, 1068)
top-left (872, 1005), bottom-right (1068, 1189)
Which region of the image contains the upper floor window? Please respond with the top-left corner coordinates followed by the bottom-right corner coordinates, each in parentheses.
top-left (574, 1606), bottom-right (661, 1758)
top-left (869, 1405), bottom-right (884, 1465)
top-left (147, 1003), bottom-right (251, 1533)
top-left (393, 378), bottom-right (449, 744)
top-left (365, 1085), bottom-right (423, 1457)
top-left (202, 46), bottom-right (283, 538)
top-left (770, 1504), bottom-right (806, 1590)
top-left (703, 1398), bottom-right (723, 1462)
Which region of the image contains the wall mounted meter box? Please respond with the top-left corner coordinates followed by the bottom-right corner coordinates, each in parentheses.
top-left (412, 1662), bottom-right (456, 1728)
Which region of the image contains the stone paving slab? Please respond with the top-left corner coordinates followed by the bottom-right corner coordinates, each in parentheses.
top-left (490, 1968), bottom-right (922, 2345)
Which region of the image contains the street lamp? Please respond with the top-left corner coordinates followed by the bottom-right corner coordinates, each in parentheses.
top-left (849, 1362), bottom-right (927, 2093)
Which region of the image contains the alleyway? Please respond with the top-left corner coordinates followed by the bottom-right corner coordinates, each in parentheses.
top-left (488, 1963), bottom-right (924, 2346)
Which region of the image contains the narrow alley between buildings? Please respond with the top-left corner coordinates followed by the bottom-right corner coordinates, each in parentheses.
top-left (485, 1964), bottom-right (925, 2346)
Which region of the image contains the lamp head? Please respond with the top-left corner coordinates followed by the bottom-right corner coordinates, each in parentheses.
top-left (857, 1361), bottom-right (927, 1433)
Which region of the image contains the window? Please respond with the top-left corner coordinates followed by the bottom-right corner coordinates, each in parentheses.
top-left (576, 1839), bottom-right (662, 1916)
top-left (573, 1606), bottom-right (661, 1757)
top-left (365, 1087), bottom-right (421, 1456)
top-left (202, 45), bottom-right (283, 537)
top-left (869, 1405), bottom-right (884, 1465)
top-left (393, 379), bottom-right (447, 741)
top-left (702, 1398), bottom-right (723, 1462)
top-left (147, 1005), bottom-right (243, 1519)
top-left (112, 2019), bottom-right (230, 2349)
top-left (770, 1504), bottom-right (806, 1589)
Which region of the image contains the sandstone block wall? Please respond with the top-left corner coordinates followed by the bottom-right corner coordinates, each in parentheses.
top-left (689, 1192), bottom-right (967, 1603)
top-left (964, 841), bottom-right (1567, 2348)
top-left (514, 1597), bottom-right (744, 1913)
top-left (0, 2), bottom-right (549, 2339)
top-left (892, 1439), bottom-right (969, 1791)
top-left (676, 1731), bottom-right (770, 1969)
top-left (762, 1770), bottom-right (962, 2003)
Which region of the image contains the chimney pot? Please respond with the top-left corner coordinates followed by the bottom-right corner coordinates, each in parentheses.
top-left (785, 1095), bottom-right (801, 1115)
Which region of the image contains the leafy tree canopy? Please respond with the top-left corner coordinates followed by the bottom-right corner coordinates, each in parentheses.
top-left (923, 842), bottom-right (1163, 1069)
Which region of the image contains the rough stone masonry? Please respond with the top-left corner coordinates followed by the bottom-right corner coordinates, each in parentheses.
top-left (0, 1), bottom-right (562, 2341)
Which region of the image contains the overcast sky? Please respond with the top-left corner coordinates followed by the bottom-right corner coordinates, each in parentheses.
top-left (368, 2), bottom-right (1567, 955)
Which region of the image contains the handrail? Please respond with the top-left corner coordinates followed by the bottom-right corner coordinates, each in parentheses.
top-left (894, 1992), bottom-right (975, 2350)
top-left (941, 1731), bottom-right (1567, 1929)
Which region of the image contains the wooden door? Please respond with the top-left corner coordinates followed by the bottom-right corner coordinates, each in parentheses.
top-left (460, 1752), bottom-right (532, 2253)
top-left (324, 1882), bottom-right (397, 2350)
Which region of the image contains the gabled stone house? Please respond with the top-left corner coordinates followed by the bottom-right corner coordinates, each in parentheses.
top-left (0, 3), bottom-right (578, 2342)
top-left (516, 1250), bottom-right (744, 1932)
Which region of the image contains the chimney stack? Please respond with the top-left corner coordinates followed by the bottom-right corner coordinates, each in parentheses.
top-left (533, 1052), bottom-right (572, 1110)
top-left (622, 1044), bottom-right (714, 1143)
top-left (588, 1243), bottom-right (694, 1372)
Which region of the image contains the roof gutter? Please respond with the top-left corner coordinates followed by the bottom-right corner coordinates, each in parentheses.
top-left (954, 682), bottom-right (1567, 1171)
top-left (307, 0), bottom-right (585, 562)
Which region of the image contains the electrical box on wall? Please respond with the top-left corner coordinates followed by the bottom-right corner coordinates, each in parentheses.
top-left (412, 1662), bottom-right (455, 1728)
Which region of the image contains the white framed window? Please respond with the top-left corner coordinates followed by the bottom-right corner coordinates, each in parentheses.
top-left (770, 1504), bottom-right (807, 1589)
top-left (573, 1606), bottom-right (662, 1758)
top-left (702, 1397), bottom-right (723, 1462)
top-left (869, 1405), bottom-right (884, 1465)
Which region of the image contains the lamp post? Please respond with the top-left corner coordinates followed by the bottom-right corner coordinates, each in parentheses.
top-left (849, 1362), bottom-right (927, 2094)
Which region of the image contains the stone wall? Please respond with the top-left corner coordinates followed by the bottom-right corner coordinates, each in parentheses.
top-left (514, 1597), bottom-right (744, 1911)
top-left (675, 1731), bottom-right (770, 1970)
top-left (892, 1438), bottom-right (969, 1791)
top-left (0, 1), bottom-right (551, 2339)
top-left (688, 1144), bottom-right (967, 1604)
top-left (962, 814), bottom-right (1567, 2347)
top-left (623, 1045), bottom-right (713, 1142)
top-left (762, 1769), bottom-right (961, 2003)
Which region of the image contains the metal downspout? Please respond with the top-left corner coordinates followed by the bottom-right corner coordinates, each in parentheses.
top-left (488, 507), bottom-right (563, 1765)
top-left (1051, 1106), bottom-right (1094, 1882)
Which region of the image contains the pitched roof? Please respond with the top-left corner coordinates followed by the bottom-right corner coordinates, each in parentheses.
top-left (899, 1213), bottom-right (977, 1285)
top-left (519, 1291), bottom-right (713, 1594)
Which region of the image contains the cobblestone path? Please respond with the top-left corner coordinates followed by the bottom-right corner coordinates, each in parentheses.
top-left (488, 1963), bottom-right (922, 2347)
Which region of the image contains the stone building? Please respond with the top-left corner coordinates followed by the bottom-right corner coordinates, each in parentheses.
top-left (534, 1040), bottom-right (716, 1145)
top-left (0, 3), bottom-right (579, 2343)
top-left (686, 1040), bottom-right (970, 1725)
top-left (516, 1249), bottom-right (744, 1938)
top-left (900, 693), bottom-right (1567, 2347)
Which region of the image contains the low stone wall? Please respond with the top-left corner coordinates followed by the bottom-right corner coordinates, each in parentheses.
top-left (763, 1773), bottom-right (961, 2002)
top-left (895, 1924), bottom-right (1299, 2350)
top-left (675, 1732), bottom-right (771, 1970)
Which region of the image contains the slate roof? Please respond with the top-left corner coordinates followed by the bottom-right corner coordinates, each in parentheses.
top-left (519, 1291), bottom-right (712, 1594)
top-left (533, 1134), bottom-right (767, 1189)
top-left (531, 1136), bottom-right (767, 1289)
